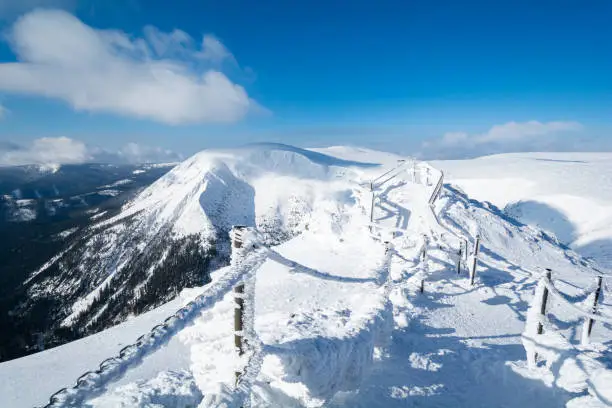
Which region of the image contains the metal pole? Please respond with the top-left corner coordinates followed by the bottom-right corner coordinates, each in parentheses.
top-left (470, 236), bottom-right (481, 285)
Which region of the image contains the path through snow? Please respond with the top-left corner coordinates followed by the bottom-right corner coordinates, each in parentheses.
top-left (2, 147), bottom-right (610, 408)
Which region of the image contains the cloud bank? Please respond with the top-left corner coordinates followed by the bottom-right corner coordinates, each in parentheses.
top-left (421, 120), bottom-right (585, 159)
top-left (0, 9), bottom-right (257, 124)
top-left (0, 137), bottom-right (183, 166)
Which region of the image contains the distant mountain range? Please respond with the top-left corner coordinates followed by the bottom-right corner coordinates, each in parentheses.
top-left (0, 162), bottom-right (175, 361)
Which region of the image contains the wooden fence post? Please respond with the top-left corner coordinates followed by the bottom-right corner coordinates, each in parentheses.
top-left (536, 269), bottom-right (552, 336)
top-left (232, 226), bottom-right (247, 385)
top-left (420, 238), bottom-right (428, 293)
top-left (469, 235), bottom-right (481, 285)
top-left (582, 275), bottom-right (603, 345)
top-left (532, 268), bottom-right (552, 363)
top-left (456, 240), bottom-right (463, 275)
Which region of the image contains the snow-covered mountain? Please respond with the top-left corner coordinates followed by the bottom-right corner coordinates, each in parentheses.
top-left (8, 144), bottom-right (380, 361)
top-left (1, 146), bottom-right (610, 408)
top-left (0, 163), bottom-right (175, 360)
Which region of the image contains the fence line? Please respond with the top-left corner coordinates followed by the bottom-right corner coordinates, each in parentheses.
top-left (42, 230), bottom-right (269, 408)
top-left (523, 270), bottom-right (611, 366)
top-left (428, 170), bottom-right (445, 205)
top-left (40, 159), bottom-right (610, 406)
top-left (39, 159), bottom-right (436, 406)
top-left (542, 277), bottom-right (612, 324)
top-left (371, 159), bottom-right (411, 189)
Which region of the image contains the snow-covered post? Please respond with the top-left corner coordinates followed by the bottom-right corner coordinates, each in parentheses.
top-left (456, 241), bottom-right (464, 275)
top-left (232, 226), bottom-right (247, 385)
top-left (524, 271), bottom-right (551, 368)
top-left (536, 269), bottom-right (552, 336)
top-left (369, 182), bottom-right (375, 232)
top-left (581, 275), bottom-right (603, 345)
top-left (420, 236), bottom-right (429, 293)
top-left (469, 235), bottom-right (481, 285)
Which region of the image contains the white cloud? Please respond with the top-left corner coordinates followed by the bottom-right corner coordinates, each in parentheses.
top-left (198, 35), bottom-right (234, 63)
top-left (0, 137), bottom-right (183, 166)
top-left (0, 137), bottom-right (91, 166)
top-left (421, 120), bottom-right (585, 159)
top-left (0, 9), bottom-right (257, 124)
top-left (0, 104), bottom-right (7, 119)
top-left (116, 142), bottom-right (183, 163)
top-left (439, 131), bottom-right (469, 146)
top-left (476, 120), bottom-right (583, 144)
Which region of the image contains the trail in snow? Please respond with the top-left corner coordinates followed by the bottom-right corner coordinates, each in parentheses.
top-left (329, 171), bottom-right (612, 408)
top-left (1, 146), bottom-right (610, 408)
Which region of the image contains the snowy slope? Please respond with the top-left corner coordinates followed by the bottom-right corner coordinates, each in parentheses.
top-left (14, 143), bottom-right (380, 357)
top-left (432, 152), bottom-right (612, 269)
top-left (0, 146), bottom-right (610, 408)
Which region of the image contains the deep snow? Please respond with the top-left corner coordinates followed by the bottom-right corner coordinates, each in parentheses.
top-left (0, 146), bottom-right (610, 408)
top-left (432, 152), bottom-right (612, 270)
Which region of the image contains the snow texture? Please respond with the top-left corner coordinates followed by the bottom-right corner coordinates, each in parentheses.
top-left (0, 147), bottom-right (610, 408)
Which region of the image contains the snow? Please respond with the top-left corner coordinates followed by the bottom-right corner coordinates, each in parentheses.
top-left (97, 189), bottom-right (121, 197)
top-left (432, 152), bottom-right (612, 269)
top-left (55, 227), bottom-right (78, 239)
top-left (90, 210), bottom-right (108, 220)
top-left (0, 294), bottom-right (190, 408)
top-left (1, 146), bottom-right (610, 408)
top-left (3, 197), bottom-right (38, 221)
top-left (99, 179), bottom-right (133, 188)
top-left (10, 206), bottom-right (36, 221)
top-left (38, 163), bottom-right (62, 174)
top-left (89, 371), bottom-right (203, 407)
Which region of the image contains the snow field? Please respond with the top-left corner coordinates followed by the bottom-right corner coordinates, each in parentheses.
top-left (433, 152), bottom-right (612, 269)
top-left (1, 146), bottom-right (610, 408)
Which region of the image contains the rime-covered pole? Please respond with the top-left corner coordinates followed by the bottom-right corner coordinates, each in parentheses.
top-left (369, 182), bottom-right (375, 231)
top-left (532, 269), bottom-right (552, 363)
top-left (536, 269), bottom-right (552, 336)
top-left (456, 242), bottom-right (463, 275)
top-left (232, 226), bottom-right (247, 385)
top-left (469, 235), bottom-right (481, 285)
top-left (582, 275), bottom-right (603, 345)
top-left (420, 237), bottom-right (428, 294)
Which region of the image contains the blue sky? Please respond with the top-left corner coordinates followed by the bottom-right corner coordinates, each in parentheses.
top-left (0, 0), bottom-right (611, 163)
